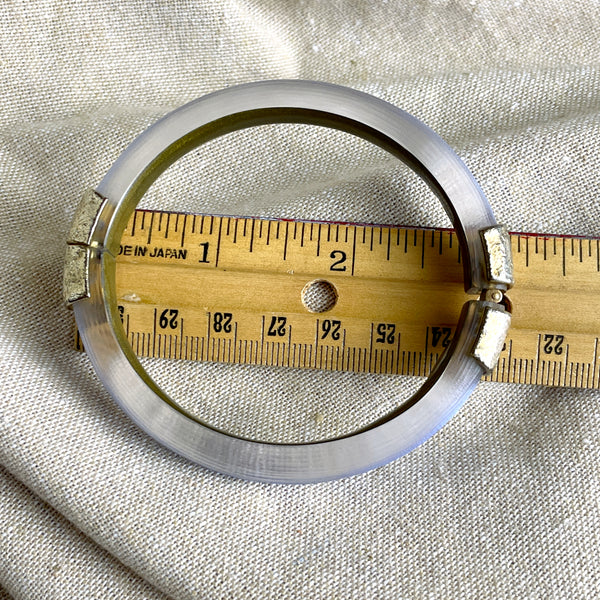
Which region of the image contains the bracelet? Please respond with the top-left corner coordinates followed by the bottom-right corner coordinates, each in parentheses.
top-left (64, 80), bottom-right (513, 483)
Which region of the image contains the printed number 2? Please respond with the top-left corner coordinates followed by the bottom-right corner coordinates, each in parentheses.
top-left (375, 323), bottom-right (395, 344)
top-left (431, 327), bottom-right (452, 348)
top-left (543, 334), bottom-right (564, 355)
top-left (213, 312), bottom-right (233, 333)
top-left (159, 309), bottom-right (178, 329)
top-left (330, 250), bottom-right (347, 271)
top-left (268, 316), bottom-right (287, 337)
top-left (321, 319), bottom-right (341, 340)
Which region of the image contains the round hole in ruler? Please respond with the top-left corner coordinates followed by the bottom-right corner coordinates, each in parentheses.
top-left (301, 279), bottom-right (338, 313)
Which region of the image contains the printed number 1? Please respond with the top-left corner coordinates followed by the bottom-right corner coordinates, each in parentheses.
top-left (198, 242), bottom-right (210, 263)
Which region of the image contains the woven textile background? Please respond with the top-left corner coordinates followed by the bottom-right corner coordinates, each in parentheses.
top-left (1, 1), bottom-right (599, 598)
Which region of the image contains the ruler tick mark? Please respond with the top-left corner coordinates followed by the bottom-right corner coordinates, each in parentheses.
top-left (205, 312), bottom-right (211, 362)
top-left (152, 308), bottom-right (157, 357)
top-left (368, 322), bottom-right (374, 372)
top-left (249, 219), bottom-right (256, 253)
top-left (394, 332), bottom-right (401, 375)
top-left (147, 212), bottom-right (155, 245)
top-left (593, 338), bottom-right (599, 388)
top-left (131, 211), bottom-right (137, 236)
top-left (351, 227), bottom-right (357, 276)
top-left (260, 316), bottom-right (265, 365)
top-left (535, 334), bottom-right (541, 386)
top-left (316, 224), bottom-right (322, 257)
top-left (214, 218), bottom-right (223, 267)
top-left (179, 319), bottom-right (184, 359)
top-left (232, 322), bottom-right (237, 363)
top-left (180, 215), bottom-right (187, 247)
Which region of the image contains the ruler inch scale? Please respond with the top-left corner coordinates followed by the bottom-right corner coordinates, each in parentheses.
top-left (77, 208), bottom-right (600, 390)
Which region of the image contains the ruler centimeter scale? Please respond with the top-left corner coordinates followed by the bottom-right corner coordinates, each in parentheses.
top-left (78, 208), bottom-right (600, 390)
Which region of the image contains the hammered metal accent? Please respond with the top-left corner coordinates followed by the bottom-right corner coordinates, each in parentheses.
top-left (471, 305), bottom-right (512, 372)
top-left (481, 225), bottom-right (514, 287)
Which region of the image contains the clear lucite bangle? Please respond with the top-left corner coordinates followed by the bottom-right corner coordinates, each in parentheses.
top-left (64, 81), bottom-right (513, 483)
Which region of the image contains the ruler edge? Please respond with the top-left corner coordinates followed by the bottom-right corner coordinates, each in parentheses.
top-left (130, 207), bottom-right (600, 242)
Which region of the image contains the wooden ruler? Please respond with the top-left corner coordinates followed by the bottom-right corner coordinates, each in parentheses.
top-left (80, 209), bottom-right (600, 389)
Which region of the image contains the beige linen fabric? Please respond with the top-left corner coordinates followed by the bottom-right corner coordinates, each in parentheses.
top-left (0, 586), bottom-right (13, 600)
top-left (0, 467), bottom-right (168, 599)
top-left (1, 1), bottom-right (599, 598)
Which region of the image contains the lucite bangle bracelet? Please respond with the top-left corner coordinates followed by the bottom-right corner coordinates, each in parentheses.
top-left (64, 80), bottom-right (513, 483)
